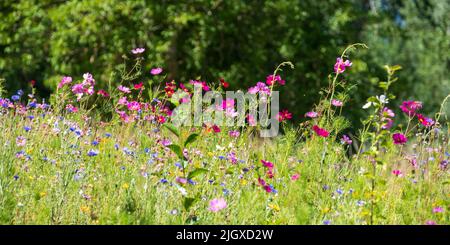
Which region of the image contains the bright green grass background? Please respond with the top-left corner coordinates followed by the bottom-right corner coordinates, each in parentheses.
top-left (0, 111), bottom-right (448, 225)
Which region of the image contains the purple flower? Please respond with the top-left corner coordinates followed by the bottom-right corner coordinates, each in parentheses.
top-left (228, 130), bottom-right (240, 138)
top-left (340, 135), bottom-right (352, 145)
top-left (87, 149), bottom-right (99, 157)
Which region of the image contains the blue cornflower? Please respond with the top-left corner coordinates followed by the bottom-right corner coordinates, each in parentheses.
top-left (218, 156), bottom-right (226, 160)
top-left (13, 175), bottom-right (19, 181)
top-left (160, 178), bottom-right (168, 184)
top-left (87, 149), bottom-right (99, 157)
top-left (28, 101), bottom-right (37, 108)
top-left (92, 140), bottom-right (99, 146)
top-left (120, 166), bottom-right (126, 171)
top-left (223, 188), bottom-right (230, 196)
top-left (175, 162), bottom-right (183, 169)
top-left (11, 95), bottom-right (20, 101)
top-left (188, 179), bottom-right (196, 185)
top-left (336, 188), bottom-right (344, 195)
top-left (323, 220), bottom-right (331, 225)
top-left (27, 115), bottom-right (35, 120)
top-left (24, 126), bottom-right (31, 132)
top-left (105, 133), bottom-right (112, 138)
top-left (17, 90), bottom-right (24, 96)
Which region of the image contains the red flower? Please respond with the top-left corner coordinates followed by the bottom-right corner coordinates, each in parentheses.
top-left (312, 125), bottom-right (329, 137)
top-left (97, 89), bottom-right (110, 98)
top-left (220, 78), bottom-right (229, 88)
top-left (29, 80), bottom-right (36, 87)
top-left (212, 124), bottom-right (221, 133)
top-left (164, 81), bottom-right (176, 97)
top-left (277, 109), bottom-right (292, 122)
top-left (134, 82), bottom-right (144, 90)
top-left (417, 114), bottom-right (434, 127)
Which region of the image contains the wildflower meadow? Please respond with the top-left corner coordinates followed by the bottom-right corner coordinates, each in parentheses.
top-left (0, 43), bottom-right (448, 225)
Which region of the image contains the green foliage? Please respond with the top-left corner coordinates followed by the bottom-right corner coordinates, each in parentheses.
top-left (0, 0), bottom-right (448, 126)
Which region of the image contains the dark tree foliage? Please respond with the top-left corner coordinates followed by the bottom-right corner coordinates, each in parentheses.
top-left (0, 0), bottom-right (448, 125)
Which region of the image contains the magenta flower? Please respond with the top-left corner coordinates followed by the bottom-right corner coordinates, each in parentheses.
top-left (228, 130), bottom-right (240, 138)
top-left (150, 67), bottom-right (163, 75)
top-left (127, 101), bottom-right (141, 111)
top-left (417, 114), bottom-right (434, 127)
top-left (291, 173), bottom-right (300, 181)
top-left (209, 198), bottom-right (227, 212)
top-left (334, 57), bottom-right (352, 74)
top-left (425, 220), bottom-right (437, 225)
top-left (432, 206), bottom-right (443, 213)
top-left (305, 111), bottom-right (319, 118)
top-left (399, 100), bottom-right (422, 117)
top-left (189, 80), bottom-right (210, 91)
top-left (392, 133), bottom-right (408, 145)
top-left (248, 82), bottom-right (270, 95)
top-left (392, 169), bottom-right (403, 177)
top-left (118, 85), bottom-right (131, 94)
top-left (312, 125), bottom-right (329, 137)
top-left (331, 99), bottom-right (343, 107)
top-left (277, 109), bottom-right (293, 122)
top-left (261, 160), bottom-right (274, 169)
top-left (266, 75), bottom-right (285, 86)
top-left (340, 135), bottom-right (352, 145)
top-left (131, 48), bottom-right (145, 54)
top-left (97, 89), bottom-right (110, 98)
top-left (58, 76), bottom-right (72, 89)
top-left (212, 124), bottom-right (221, 133)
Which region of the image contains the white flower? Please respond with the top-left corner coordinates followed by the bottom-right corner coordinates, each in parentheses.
top-left (362, 102), bottom-right (372, 109)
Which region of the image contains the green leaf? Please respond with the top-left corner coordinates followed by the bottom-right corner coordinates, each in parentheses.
top-left (163, 123), bottom-right (180, 138)
top-left (187, 168), bottom-right (208, 180)
top-left (183, 197), bottom-right (196, 211)
top-left (184, 133), bottom-right (199, 147)
top-left (167, 144), bottom-right (184, 160)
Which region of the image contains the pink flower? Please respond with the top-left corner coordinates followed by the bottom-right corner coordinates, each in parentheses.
top-left (246, 114), bottom-right (256, 126)
top-left (425, 220), bottom-right (437, 225)
top-left (229, 130), bottom-right (240, 138)
top-left (381, 118), bottom-right (393, 130)
top-left (266, 75), bottom-right (285, 86)
top-left (176, 177), bottom-right (187, 185)
top-left (392, 133), bottom-right (408, 145)
top-left (331, 99), bottom-right (343, 107)
top-left (97, 90), bottom-right (110, 98)
top-left (65, 104), bottom-right (78, 113)
top-left (189, 80), bottom-right (210, 91)
top-left (392, 169), bottom-right (403, 177)
top-left (118, 85), bottom-right (131, 94)
top-left (131, 48), bottom-right (145, 54)
top-left (150, 67), bottom-right (163, 75)
top-left (305, 111), bottom-right (319, 118)
top-left (382, 107), bottom-right (395, 118)
top-left (58, 76), bottom-right (72, 89)
top-left (399, 100), bottom-right (422, 117)
top-left (118, 97), bottom-right (128, 105)
top-left (277, 109), bottom-right (292, 122)
top-left (208, 198), bottom-right (227, 212)
top-left (248, 82), bottom-right (270, 95)
top-left (417, 114), bottom-right (434, 127)
top-left (291, 173), bottom-right (300, 181)
top-left (16, 136), bottom-right (26, 147)
top-left (261, 160), bottom-right (274, 169)
top-left (433, 206), bottom-right (443, 213)
top-left (340, 135), bottom-right (352, 145)
top-left (127, 101), bottom-right (141, 111)
top-left (334, 57), bottom-right (352, 74)
top-left (312, 125), bottom-right (329, 137)
top-left (258, 178), bottom-right (266, 186)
